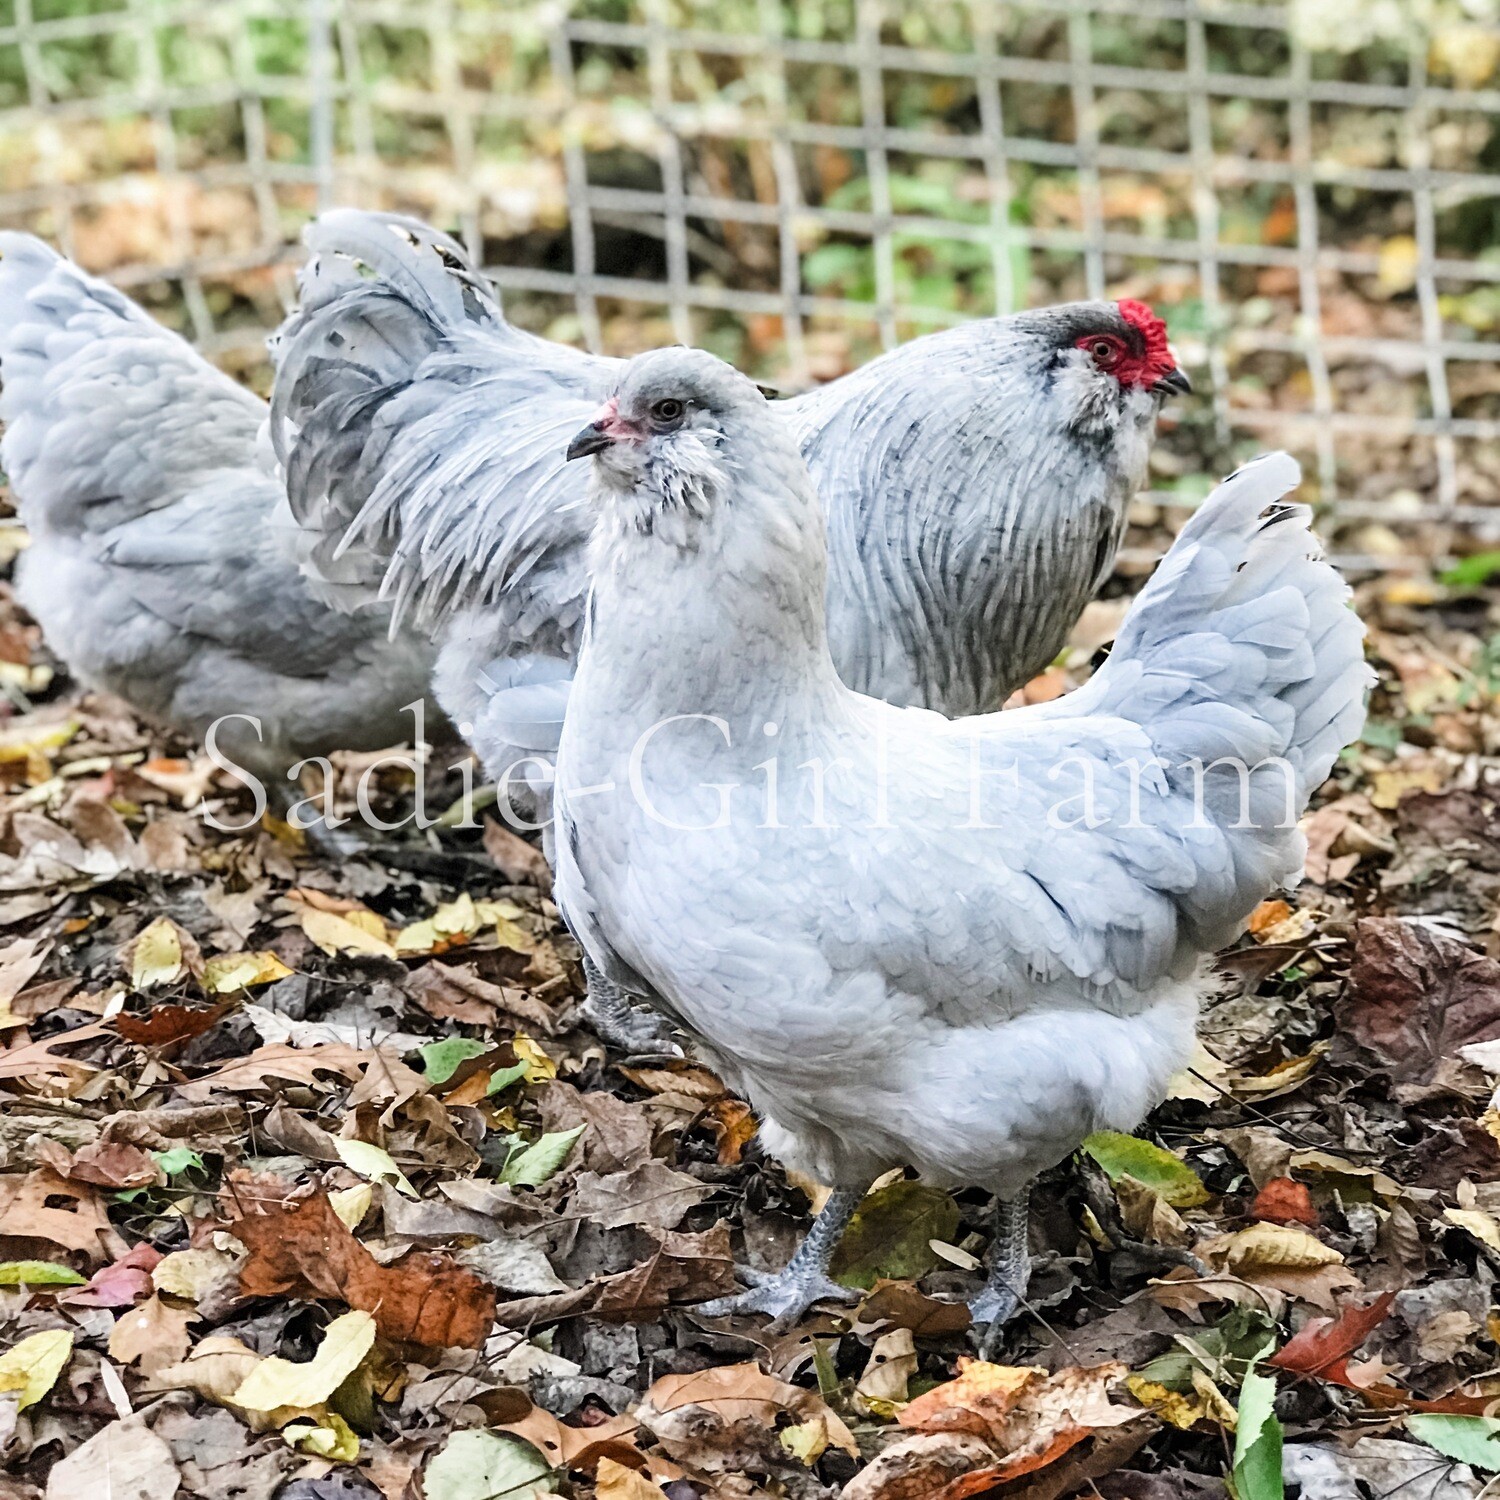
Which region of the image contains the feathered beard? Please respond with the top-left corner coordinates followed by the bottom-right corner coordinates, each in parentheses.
top-left (591, 429), bottom-right (730, 549)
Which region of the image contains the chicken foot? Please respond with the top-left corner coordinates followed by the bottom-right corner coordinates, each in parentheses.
top-left (696, 1186), bottom-right (864, 1327)
top-left (580, 954), bottom-right (684, 1060)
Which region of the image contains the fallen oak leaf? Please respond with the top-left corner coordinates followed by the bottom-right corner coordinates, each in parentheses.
top-left (176, 1041), bottom-right (390, 1097)
top-left (1269, 1292), bottom-right (1398, 1379)
top-left (231, 1191), bottom-right (495, 1348)
top-left (493, 1402), bottom-right (643, 1474)
top-left (113, 1001), bottom-right (234, 1049)
top-left (0, 1020), bottom-right (108, 1080)
top-left (0, 1167), bottom-right (126, 1262)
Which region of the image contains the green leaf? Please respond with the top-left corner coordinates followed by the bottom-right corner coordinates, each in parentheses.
top-left (1441, 552), bottom-right (1500, 590)
top-left (0, 1260), bottom-right (86, 1286)
top-left (335, 1138), bottom-right (417, 1198)
top-left (152, 1147), bottom-right (205, 1178)
top-left (419, 1037), bottom-right (491, 1085)
top-left (422, 1429), bottom-right (556, 1500)
top-left (1082, 1131), bottom-right (1210, 1208)
top-left (485, 1061), bottom-right (529, 1096)
top-left (830, 1180), bottom-right (961, 1290)
top-left (499, 1125), bottom-right (585, 1188)
top-left (1407, 1415), bottom-right (1500, 1471)
top-left (1232, 1368), bottom-right (1283, 1500)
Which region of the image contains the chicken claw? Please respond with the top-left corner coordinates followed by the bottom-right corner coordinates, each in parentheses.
top-left (696, 1187), bottom-right (866, 1329)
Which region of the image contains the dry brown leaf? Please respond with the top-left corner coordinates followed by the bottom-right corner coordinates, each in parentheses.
top-left (108, 1293), bottom-right (197, 1376)
top-left (232, 1191), bottom-right (496, 1349)
top-left (0, 1168), bottom-right (126, 1262)
top-left (898, 1359), bottom-right (1145, 1484)
top-left (494, 1403), bottom-right (643, 1473)
top-left (1339, 917), bottom-right (1500, 1084)
top-left (146, 1335), bottom-right (265, 1406)
top-left (0, 1021), bottom-right (108, 1081)
top-left (594, 1457), bottom-right (667, 1500)
top-left (44, 1416), bottom-right (180, 1500)
top-left (176, 1041), bottom-right (384, 1096)
top-left (637, 1361), bottom-right (859, 1472)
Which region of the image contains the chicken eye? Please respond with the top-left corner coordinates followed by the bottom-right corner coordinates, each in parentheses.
top-left (651, 398), bottom-right (685, 423)
top-left (1089, 338), bottom-right (1120, 366)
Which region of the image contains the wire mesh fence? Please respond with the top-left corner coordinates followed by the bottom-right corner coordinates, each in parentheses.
top-left (2, 0), bottom-right (1499, 570)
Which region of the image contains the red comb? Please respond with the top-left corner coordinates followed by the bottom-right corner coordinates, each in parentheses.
top-left (1116, 299), bottom-right (1173, 374)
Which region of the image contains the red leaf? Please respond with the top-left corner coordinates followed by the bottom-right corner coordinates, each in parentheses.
top-left (1253, 1178), bottom-right (1318, 1227)
top-left (114, 1001), bottom-right (232, 1049)
top-left (1270, 1291), bottom-right (1396, 1376)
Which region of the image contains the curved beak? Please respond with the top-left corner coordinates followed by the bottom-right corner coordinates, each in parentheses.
top-left (566, 421), bottom-right (613, 462)
top-left (1152, 367), bottom-right (1192, 397)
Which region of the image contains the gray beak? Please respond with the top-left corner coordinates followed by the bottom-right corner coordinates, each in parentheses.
top-left (1153, 367), bottom-right (1192, 397)
top-left (566, 422), bottom-right (612, 461)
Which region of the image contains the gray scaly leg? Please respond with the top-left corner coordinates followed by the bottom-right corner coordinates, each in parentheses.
top-left (580, 952), bottom-right (682, 1058)
top-left (969, 1187), bottom-right (1032, 1358)
top-left (697, 1186), bottom-right (866, 1328)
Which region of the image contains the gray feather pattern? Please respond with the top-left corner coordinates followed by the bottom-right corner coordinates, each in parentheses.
top-left (271, 211), bottom-right (1165, 778)
top-left (0, 232), bottom-right (439, 780)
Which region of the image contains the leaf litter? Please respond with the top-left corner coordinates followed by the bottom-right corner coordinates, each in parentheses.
top-left (1, 565), bottom-right (1500, 1500)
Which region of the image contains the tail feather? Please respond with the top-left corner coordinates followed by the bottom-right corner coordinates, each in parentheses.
top-left (1059, 453), bottom-right (1370, 955)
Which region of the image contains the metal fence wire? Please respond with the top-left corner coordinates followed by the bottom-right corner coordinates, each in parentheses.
top-left (2, 0), bottom-right (1500, 572)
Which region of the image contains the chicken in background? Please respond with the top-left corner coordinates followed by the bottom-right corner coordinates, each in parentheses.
top-left (553, 348), bottom-right (1369, 1350)
top-left (0, 235), bottom-right (439, 839)
top-left (268, 209), bottom-right (1190, 1043)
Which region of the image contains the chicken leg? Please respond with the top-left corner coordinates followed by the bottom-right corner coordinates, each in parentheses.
top-left (580, 954), bottom-right (683, 1059)
top-left (696, 1186), bottom-right (865, 1327)
top-left (969, 1189), bottom-right (1032, 1358)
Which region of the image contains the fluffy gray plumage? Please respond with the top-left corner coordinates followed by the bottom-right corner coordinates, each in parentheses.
top-left (0, 234), bottom-right (438, 796)
top-left (269, 210), bottom-right (1184, 788)
top-left (552, 344), bottom-right (1368, 1263)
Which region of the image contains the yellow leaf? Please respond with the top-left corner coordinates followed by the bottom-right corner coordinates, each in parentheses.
top-left (512, 1035), bottom-right (558, 1083)
top-left (779, 1416), bottom-right (833, 1464)
top-left (152, 1247), bottom-right (236, 1302)
top-left (328, 1183), bottom-right (373, 1230)
top-left (1126, 1375), bottom-right (1207, 1430)
top-left (1216, 1222), bottom-right (1343, 1274)
top-left (1445, 1207), bottom-right (1500, 1255)
top-left (477, 898), bottom-right (535, 952)
top-left (334, 1139), bottom-right (416, 1199)
top-left (131, 918), bottom-right (184, 989)
top-left (283, 1412), bottom-right (360, 1462)
top-left (1431, 23), bottom-right (1500, 88)
top-left (299, 908), bottom-right (395, 960)
top-left (1377, 235), bottom-right (1420, 296)
top-left (433, 894), bottom-right (479, 936)
top-left (1228, 1044), bottom-right (1329, 1100)
top-left (0, 718), bottom-right (77, 767)
top-left (595, 1457), bottom-right (666, 1500)
top-left (231, 1310), bottom-right (377, 1413)
top-left (0, 1328), bottom-right (72, 1411)
top-left (1167, 1041), bottom-right (1230, 1104)
top-left (146, 1335), bottom-right (262, 1407)
top-left (1370, 765), bottom-right (1447, 811)
top-left (202, 951), bottom-right (293, 995)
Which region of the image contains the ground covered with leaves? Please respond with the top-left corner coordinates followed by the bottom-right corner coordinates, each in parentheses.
top-left (2, 565), bottom-right (1500, 1500)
